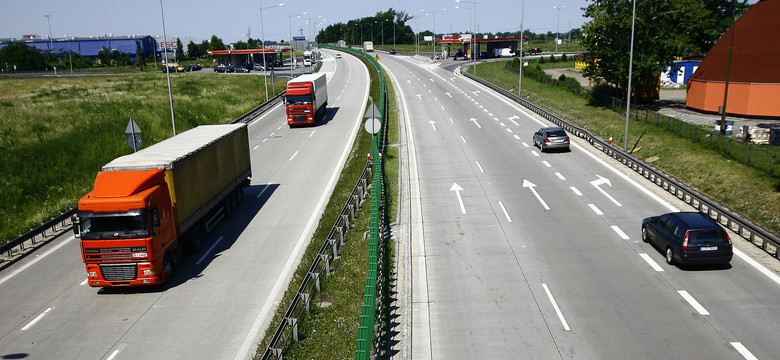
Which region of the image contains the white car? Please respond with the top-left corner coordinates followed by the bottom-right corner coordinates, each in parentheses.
top-left (335, 53), bottom-right (342, 59)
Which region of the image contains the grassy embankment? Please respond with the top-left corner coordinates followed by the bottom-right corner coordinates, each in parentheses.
top-left (0, 73), bottom-right (287, 246)
top-left (254, 51), bottom-right (399, 359)
top-left (376, 40), bottom-right (584, 55)
top-left (467, 60), bottom-right (780, 236)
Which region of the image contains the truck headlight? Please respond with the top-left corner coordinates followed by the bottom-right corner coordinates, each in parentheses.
top-left (143, 269), bottom-right (156, 275)
top-left (87, 271), bottom-right (97, 277)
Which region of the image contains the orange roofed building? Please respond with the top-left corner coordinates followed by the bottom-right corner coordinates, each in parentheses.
top-left (685, 0), bottom-right (780, 118)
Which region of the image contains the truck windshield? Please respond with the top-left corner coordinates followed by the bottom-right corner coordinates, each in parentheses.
top-left (287, 94), bottom-right (312, 106)
top-left (79, 210), bottom-right (150, 240)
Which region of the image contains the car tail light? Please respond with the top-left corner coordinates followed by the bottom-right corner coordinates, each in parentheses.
top-left (566, 137), bottom-right (570, 141)
top-left (683, 231), bottom-right (690, 251)
top-left (544, 138), bottom-right (550, 143)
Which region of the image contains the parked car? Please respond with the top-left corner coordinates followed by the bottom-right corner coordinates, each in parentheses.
top-left (532, 126), bottom-right (570, 152)
top-left (162, 66), bottom-right (177, 73)
top-left (214, 65), bottom-right (229, 73)
top-left (528, 48), bottom-right (542, 55)
top-left (254, 63), bottom-right (266, 71)
top-left (273, 59), bottom-right (284, 67)
top-left (185, 64), bottom-right (202, 72)
top-left (176, 65), bottom-right (185, 72)
top-left (642, 212), bottom-right (733, 266)
top-left (232, 65), bottom-right (250, 73)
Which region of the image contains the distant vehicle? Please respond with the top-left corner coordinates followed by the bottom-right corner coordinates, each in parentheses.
top-left (493, 48), bottom-right (513, 57)
top-left (176, 65), bottom-right (185, 72)
top-left (232, 65), bottom-right (250, 73)
top-left (335, 53), bottom-right (342, 59)
top-left (389, 49), bottom-right (396, 54)
top-left (363, 41), bottom-right (374, 52)
top-left (528, 48), bottom-right (542, 55)
top-left (162, 66), bottom-right (177, 73)
top-left (532, 126), bottom-right (570, 152)
top-left (272, 59), bottom-right (284, 67)
top-left (642, 212), bottom-right (733, 266)
top-left (254, 63), bottom-right (266, 71)
top-left (303, 50), bottom-right (313, 66)
top-left (214, 65), bottom-right (229, 73)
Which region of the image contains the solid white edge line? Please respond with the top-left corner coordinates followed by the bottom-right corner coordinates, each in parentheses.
top-left (730, 342), bottom-right (759, 360)
top-left (21, 307), bottom-right (52, 331)
top-left (498, 201), bottom-right (512, 223)
top-left (0, 234), bottom-right (75, 286)
top-left (542, 283), bottom-right (571, 331)
top-left (733, 248), bottom-right (780, 286)
top-left (677, 290), bottom-right (710, 316)
top-left (196, 236), bottom-right (223, 265)
top-left (235, 51), bottom-right (369, 360)
top-left (639, 253), bottom-right (665, 272)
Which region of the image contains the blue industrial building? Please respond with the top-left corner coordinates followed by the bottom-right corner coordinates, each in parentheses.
top-left (0, 35), bottom-right (157, 60)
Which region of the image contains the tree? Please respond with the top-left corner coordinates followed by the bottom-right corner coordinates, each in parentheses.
top-left (0, 42), bottom-right (48, 71)
top-left (176, 38), bottom-right (185, 60)
top-left (208, 35), bottom-right (226, 51)
top-left (134, 40), bottom-right (147, 69)
top-left (186, 40), bottom-right (204, 58)
top-left (582, 0), bottom-right (717, 101)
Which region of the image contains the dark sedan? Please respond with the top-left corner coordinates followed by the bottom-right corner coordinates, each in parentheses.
top-left (532, 126), bottom-right (570, 152)
top-left (642, 212), bottom-right (733, 266)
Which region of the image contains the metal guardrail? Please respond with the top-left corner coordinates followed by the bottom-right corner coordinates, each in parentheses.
top-left (261, 165), bottom-right (372, 359)
top-left (261, 44), bottom-right (391, 360)
top-left (0, 94), bottom-right (285, 267)
top-left (462, 70), bottom-right (780, 258)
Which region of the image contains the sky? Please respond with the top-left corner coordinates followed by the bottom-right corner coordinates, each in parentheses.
top-left (0, 0), bottom-right (592, 44)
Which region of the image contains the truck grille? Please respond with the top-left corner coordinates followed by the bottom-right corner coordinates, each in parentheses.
top-left (292, 115), bottom-right (308, 123)
top-left (100, 264), bottom-right (137, 281)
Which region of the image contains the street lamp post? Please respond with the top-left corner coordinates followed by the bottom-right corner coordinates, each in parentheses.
top-left (554, 5), bottom-right (565, 53)
top-left (519, 0), bottom-right (525, 97)
top-left (260, 3), bottom-right (285, 102)
top-left (289, 11), bottom-right (307, 79)
top-left (455, 0), bottom-right (477, 75)
top-left (159, 0), bottom-right (176, 136)
top-left (422, 8), bottom-right (445, 58)
top-left (624, 0), bottom-right (637, 151)
top-left (44, 14), bottom-right (54, 55)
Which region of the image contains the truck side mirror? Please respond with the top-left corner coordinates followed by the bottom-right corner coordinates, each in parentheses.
top-left (71, 214), bottom-right (81, 239)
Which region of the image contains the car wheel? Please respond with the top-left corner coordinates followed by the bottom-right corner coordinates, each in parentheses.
top-left (641, 226), bottom-right (649, 243)
top-left (665, 246), bottom-right (675, 265)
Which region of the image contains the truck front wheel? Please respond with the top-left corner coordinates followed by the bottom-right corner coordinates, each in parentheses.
top-left (162, 254), bottom-right (174, 282)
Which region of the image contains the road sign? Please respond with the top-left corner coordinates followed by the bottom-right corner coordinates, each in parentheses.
top-left (364, 118), bottom-right (381, 134)
top-left (125, 118), bottom-right (142, 134)
top-left (127, 134), bottom-right (142, 151)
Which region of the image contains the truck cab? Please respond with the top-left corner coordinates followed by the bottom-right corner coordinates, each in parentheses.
top-left (77, 169), bottom-right (177, 287)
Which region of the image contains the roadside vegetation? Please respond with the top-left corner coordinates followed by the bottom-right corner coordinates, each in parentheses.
top-left (255, 50), bottom-right (398, 359)
top-left (469, 59), bottom-right (780, 236)
top-left (0, 73), bottom-right (286, 245)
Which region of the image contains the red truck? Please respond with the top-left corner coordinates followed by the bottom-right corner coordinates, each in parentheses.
top-left (285, 73), bottom-right (328, 126)
top-left (74, 124), bottom-right (251, 287)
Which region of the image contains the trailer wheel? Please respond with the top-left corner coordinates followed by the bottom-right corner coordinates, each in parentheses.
top-left (186, 230), bottom-right (202, 253)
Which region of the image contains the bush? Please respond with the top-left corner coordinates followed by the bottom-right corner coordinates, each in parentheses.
top-left (558, 74), bottom-right (567, 81)
top-left (561, 53), bottom-right (568, 62)
top-left (538, 56), bottom-right (547, 64)
top-left (549, 54), bottom-right (557, 63)
top-left (511, 57), bottom-right (521, 69)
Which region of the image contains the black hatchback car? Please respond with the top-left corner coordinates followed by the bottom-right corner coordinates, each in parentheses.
top-left (642, 212), bottom-right (732, 266)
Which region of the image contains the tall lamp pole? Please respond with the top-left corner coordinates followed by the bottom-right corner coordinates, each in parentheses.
top-left (554, 5), bottom-right (565, 53)
top-left (259, 3), bottom-right (285, 102)
top-left (519, 0), bottom-right (525, 97)
top-left (455, 0), bottom-right (477, 75)
top-left (289, 11), bottom-right (307, 79)
top-left (159, 0), bottom-right (176, 136)
top-left (44, 14), bottom-right (54, 55)
top-left (422, 8), bottom-right (446, 58)
top-left (624, 0), bottom-right (637, 151)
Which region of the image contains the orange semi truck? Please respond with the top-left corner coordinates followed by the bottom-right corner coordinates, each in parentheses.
top-left (74, 124), bottom-right (251, 287)
top-left (285, 72), bottom-right (328, 126)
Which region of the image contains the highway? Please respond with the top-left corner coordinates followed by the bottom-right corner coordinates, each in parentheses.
top-left (383, 54), bottom-right (780, 359)
top-left (0, 48), bottom-right (368, 360)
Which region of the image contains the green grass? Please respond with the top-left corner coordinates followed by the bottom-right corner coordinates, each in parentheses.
top-left (473, 60), bottom-right (780, 235)
top-left (255, 50), bottom-right (397, 359)
top-left (0, 73), bottom-right (287, 244)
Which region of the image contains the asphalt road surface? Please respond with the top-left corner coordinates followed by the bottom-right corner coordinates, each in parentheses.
top-left (383, 54), bottom-right (780, 360)
top-left (0, 48), bottom-right (368, 360)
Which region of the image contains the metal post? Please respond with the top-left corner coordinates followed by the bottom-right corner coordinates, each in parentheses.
top-left (623, 0), bottom-right (636, 151)
top-left (159, 0), bottom-right (176, 136)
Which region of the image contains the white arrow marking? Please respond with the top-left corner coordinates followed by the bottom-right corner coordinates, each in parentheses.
top-left (470, 118), bottom-right (481, 128)
top-left (509, 115), bottom-right (520, 121)
top-left (429, 120), bottom-right (437, 131)
top-left (523, 179), bottom-right (550, 210)
top-left (407, 80), bottom-right (411, 84)
top-left (429, 78), bottom-right (435, 82)
top-left (416, 94), bottom-right (422, 100)
top-left (508, 117), bottom-right (519, 126)
top-left (450, 183), bottom-right (466, 214)
top-left (446, 92), bottom-right (452, 98)
top-left (590, 174), bottom-right (622, 206)
top-left (472, 90), bottom-right (481, 96)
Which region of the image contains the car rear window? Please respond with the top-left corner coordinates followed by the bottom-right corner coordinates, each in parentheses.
top-left (547, 130), bottom-right (566, 137)
top-left (688, 229), bottom-right (728, 244)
